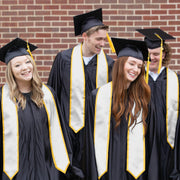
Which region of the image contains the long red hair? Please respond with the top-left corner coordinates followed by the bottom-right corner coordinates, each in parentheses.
top-left (112, 56), bottom-right (151, 129)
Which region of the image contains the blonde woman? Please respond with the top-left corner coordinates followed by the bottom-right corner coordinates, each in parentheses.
top-left (0, 38), bottom-right (83, 180)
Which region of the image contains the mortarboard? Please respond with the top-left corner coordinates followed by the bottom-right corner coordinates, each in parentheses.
top-left (73, 8), bottom-right (104, 36)
top-left (136, 28), bottom-right (175, 74)
top-left (0, 37), bottom-right (37, 64)
top-left (111, 37), bottom-right (148, 61)
top-left (136, 28), bottom-right (175, 49)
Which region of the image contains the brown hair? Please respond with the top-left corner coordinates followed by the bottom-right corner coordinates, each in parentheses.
top-left (5, 55), bottom-right (44, 109)
top-left (162, 43), bottom-right (172, 66)
top-left (112, 57), bottom-right (151, 130)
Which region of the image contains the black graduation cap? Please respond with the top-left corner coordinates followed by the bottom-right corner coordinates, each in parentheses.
top-left (136, 28), bottom-right (175, 49)
top-left (111, 37), bottom-right (148, 61)
top-left (73, 8), bottom-right (104, 36)
top-left (0, 37), bottom-right (37, 64)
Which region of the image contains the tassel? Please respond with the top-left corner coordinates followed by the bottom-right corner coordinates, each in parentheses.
top-left (155, 33), bottom-right (163, 74)
top-left (145, 53), bottom-right (150, 84)
top-left (106, 33), bottom-right (115, 53)
top-left (26, 40), bottom-right (35, 64)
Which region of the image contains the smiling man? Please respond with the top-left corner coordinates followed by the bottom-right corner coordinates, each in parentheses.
top-left (47, 8), bottom-right (114, 179)
top-left (136, 28), bottom-right (179, 180)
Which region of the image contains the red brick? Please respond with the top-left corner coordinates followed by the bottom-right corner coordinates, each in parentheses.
top-left (52, 11), bottom-right (67, 16)
top-left (118, 0), bottom-right (133, 3)
top-left (152, 0), bottom-right (167, 3)
top-left (152, 10), bottom-right (167, 14)
top-left (160, 15), bottom-right (175, 20)
top-left (144, 4), bottom-right (159, 9)
top-left (127, 16), bottom-right (142, 20)
top-left (85, 0), bottom-right (100, 3)
top-left (11, 17), bottom-right (26, 21)
top-left (2, 22), bottom-right (17, 27)
top-left (118, 21), bottom-right (133, 26)
top-left (69, 0), bottom-right (83, 3)
top-left (44, 5), bottom-right (60, 10)
top-left (2, 0), bottom-right (17, 4)
top-left (2, 11), bottom-right (17, 16)
top-left (11, 5), bottom-right (26, 10)
top-left (27, 5), bottom-right (42, 10)
top-left (19, 0), bottom-right (34, 4)
top-left (19, 11), bottom-right (34, 16)
top-left (0, 6), bottom-right (9, 10)
top-left (169, 10), bottom-right (180, 14)
top-left (44, 16), bottom-right (59, 21)
top-left (135, 10), bottom-right (150, 15)
top-left (152, 21), bottom-right (167, 26)
top-left (127, 4), bottom-right (143, 9)
top-left (161, 4), bottom-right (176, 9)
top-left (36, 0), bottom-right (51, 4)
top-left (135, 21), bottom-right (150, 26)
top-left (143, 16), bottom-right (159, 20)
top-left (169, 21), bottom-right (180, 25)
top-left (52, 0), bottom-right (67, 3)
top-left (135, 0), bottom-right (150, 3)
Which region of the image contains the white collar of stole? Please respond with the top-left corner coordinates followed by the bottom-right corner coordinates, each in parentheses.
top-left (1, 83), bottom-right (70, 179)
top-left (69, 43), bottom-right (108, 133)
top-left (166, 68), bottom-right (179, 148)
top-left (94, 82), bottom-right (145, 179)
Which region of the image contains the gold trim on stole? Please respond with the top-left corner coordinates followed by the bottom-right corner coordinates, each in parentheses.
top-left (94, 82), bottom-right (112, 179)
top-left (2, 84), bottom-right (70, 179)
top-left (166, 68), bottom-right (179, 148)
top-left (42, 84), bottom-right (70, 173)
top-left (69, 43), bottom-right (109, 133)
top-left (126, 107), bottom-right (145, 179)
top-left (2, 84), bottom-right (19, 180)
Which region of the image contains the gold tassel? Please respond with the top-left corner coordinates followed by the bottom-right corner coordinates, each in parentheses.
top-left (145, 53), bottom-right (150, 84)
top-left (106, 33), bottom-right (115, 53)
top-left (26, 41), bottom-right (35, 64)
top-left (155, 33), bottom-right (163, 74)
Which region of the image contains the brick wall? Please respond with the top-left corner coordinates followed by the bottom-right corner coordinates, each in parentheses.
top-left (0, 0), bottom-right (180, 86)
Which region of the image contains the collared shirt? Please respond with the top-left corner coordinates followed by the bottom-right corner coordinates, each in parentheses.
top-left (148, 66), bottom-right (165, 81)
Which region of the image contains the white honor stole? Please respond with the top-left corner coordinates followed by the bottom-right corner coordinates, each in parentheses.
top-left (69, 43), bottom-right (109, 133)
top-left (94, 82), bottom-right (145, 179)
top-left (2, 83), bottom-right (70, 179)
top-left (166, 68), bottom-right (179, 148)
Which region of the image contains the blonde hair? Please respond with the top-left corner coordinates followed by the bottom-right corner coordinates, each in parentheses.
top-left (85, 25), bottom-right (109, 37)
top-left (5, 55), bottom-right (44, 109)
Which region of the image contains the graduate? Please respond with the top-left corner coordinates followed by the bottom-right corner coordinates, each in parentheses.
top-left (0, 38), bottom-right (83, 180)
top-left (136, 28), bottom-right (180, 180)
top-left (170, 110), bottom-right (180, 180)
top-left (47, 8), bottom-right (114, 177)
top-left (85, 38), bottom-right (159, 180)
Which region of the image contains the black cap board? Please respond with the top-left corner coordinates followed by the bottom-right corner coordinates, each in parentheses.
top-left (0, 38), bottom-right (37, 64)
top-left (73, 8), bottom-right (104, 36)
top-left (111, 37), bottom-right (148, 61)
top-left (136, 28), bottom-right (175, 49)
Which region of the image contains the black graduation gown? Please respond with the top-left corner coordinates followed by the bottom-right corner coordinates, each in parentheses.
top-left (85, 88), bottom-right (159, 180)
top-left (0, 85), bottom-right (82, 180)
top-left (148, 68), bottom-right (180, 180)
top-left (47, 48), bottom-right (114, 175)
top-left (170, 115), bottom-right (180, 180)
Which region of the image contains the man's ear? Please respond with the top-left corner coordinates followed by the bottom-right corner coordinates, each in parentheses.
top-left (82, 32), bottom-right (87, 40)
top-left (162, 51), bottom-right (165, 59)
